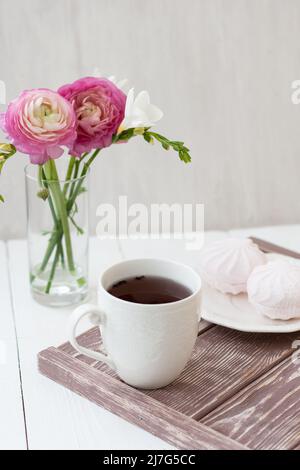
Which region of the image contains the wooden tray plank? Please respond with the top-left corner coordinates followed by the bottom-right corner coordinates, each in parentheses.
top-left (147, 327), bottom-right (299, 419)
top-left (202, 357), bottom-right (300, 449)
top-left (59, 326), bottom-right (298, 420)
top-left (38, 347), bottom-right (248, 450)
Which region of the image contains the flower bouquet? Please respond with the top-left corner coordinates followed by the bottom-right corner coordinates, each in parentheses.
top-left (0, 76), bottom-right (191, 307)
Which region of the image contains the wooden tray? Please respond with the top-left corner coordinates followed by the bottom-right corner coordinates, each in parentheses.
top-left (38, 322), bottom-right (300, 450)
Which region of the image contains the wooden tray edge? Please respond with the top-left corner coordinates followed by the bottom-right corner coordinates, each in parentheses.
top-left (38, 346), bottom-right (249, 450)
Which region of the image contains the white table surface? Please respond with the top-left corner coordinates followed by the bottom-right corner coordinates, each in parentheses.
top-left (2, 225), bottom-right (300, 450)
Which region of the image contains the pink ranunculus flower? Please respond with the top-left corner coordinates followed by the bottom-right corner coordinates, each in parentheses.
top-left (0, 89), bottom-right (77, 165)
top-left (58, 77), bottom-right (126, 156)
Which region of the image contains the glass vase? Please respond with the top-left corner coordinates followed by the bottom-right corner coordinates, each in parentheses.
top-left (25, 163), bottom-right (89, 307)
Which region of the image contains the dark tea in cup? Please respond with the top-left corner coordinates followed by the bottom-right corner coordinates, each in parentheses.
top-left (107, 275), bottom-right (192, 304)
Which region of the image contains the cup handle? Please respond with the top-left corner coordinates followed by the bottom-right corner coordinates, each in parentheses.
top-left (67, 303), bottom-right (116, 370)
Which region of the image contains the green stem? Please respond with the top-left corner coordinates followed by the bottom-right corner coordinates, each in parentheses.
top-left (41, 174), bottom-right (65, 269)
top-left (41, 167), bottom-right (59, 227)
top-left (43, 160), bottom-right (75, 274)
top-left (37, 156), bottom-right (77, 276)
top-left (58, 240), bottom-right (65, 268)
top-left (39, 231), bottom-right (62, 272)
top-left (70, 215), bottom-right (84, 235)
top-left (63, 153), bottom-right (88, 198)
top-left (68, 159), bottom-right (80, 201)
top-left (38, 150), bottom-right (99, 279)
top-left (84, 148), bottom-right (100, 172)
top-left (38, 165), bottom-right (43, 187)
top-left (67, 149), bottom-right (100, 212)
top-left (45, 244), bottom-right (60, 294)
top-left (63, 156), bottom-right (76, 195)
top-left (31, 167), bottom-right (65, 282)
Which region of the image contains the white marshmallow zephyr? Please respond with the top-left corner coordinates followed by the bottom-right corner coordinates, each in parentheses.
top-left (199, 238), bottom-right (267, 295)
top-left (247, 259), bottom-right (300, 320)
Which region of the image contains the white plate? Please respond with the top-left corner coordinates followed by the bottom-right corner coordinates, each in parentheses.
top-left (201, 253), bottom-right (300, 333)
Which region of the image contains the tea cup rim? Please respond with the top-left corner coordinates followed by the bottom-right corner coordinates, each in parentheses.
top-left (98, 257), bottom-right (201, 309)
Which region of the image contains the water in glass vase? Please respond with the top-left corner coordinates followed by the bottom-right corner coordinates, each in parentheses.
top-left (30, 264), bottom-right (87, 307)
top-left (25, 158), bottom-right (89, 307)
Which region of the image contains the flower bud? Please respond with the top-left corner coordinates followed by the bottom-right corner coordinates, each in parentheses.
top-left (37, 188), bottom-right (49, 201)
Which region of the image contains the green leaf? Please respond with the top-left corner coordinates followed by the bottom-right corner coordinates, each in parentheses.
top-left (0, 194), bottom-right (4, 203)
top-left (69, 215), bottom-right (84, 235)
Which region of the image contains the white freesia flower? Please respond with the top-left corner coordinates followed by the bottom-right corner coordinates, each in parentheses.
top-left (118, 88), bottom-right (163, 133)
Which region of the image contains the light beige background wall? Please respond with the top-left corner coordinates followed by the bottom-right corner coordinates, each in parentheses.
top-left (1, 0), bottom-right (300, 239)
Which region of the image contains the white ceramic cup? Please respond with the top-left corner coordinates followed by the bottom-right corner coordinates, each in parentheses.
top-left (68, 258), bottom-right (201, 389)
